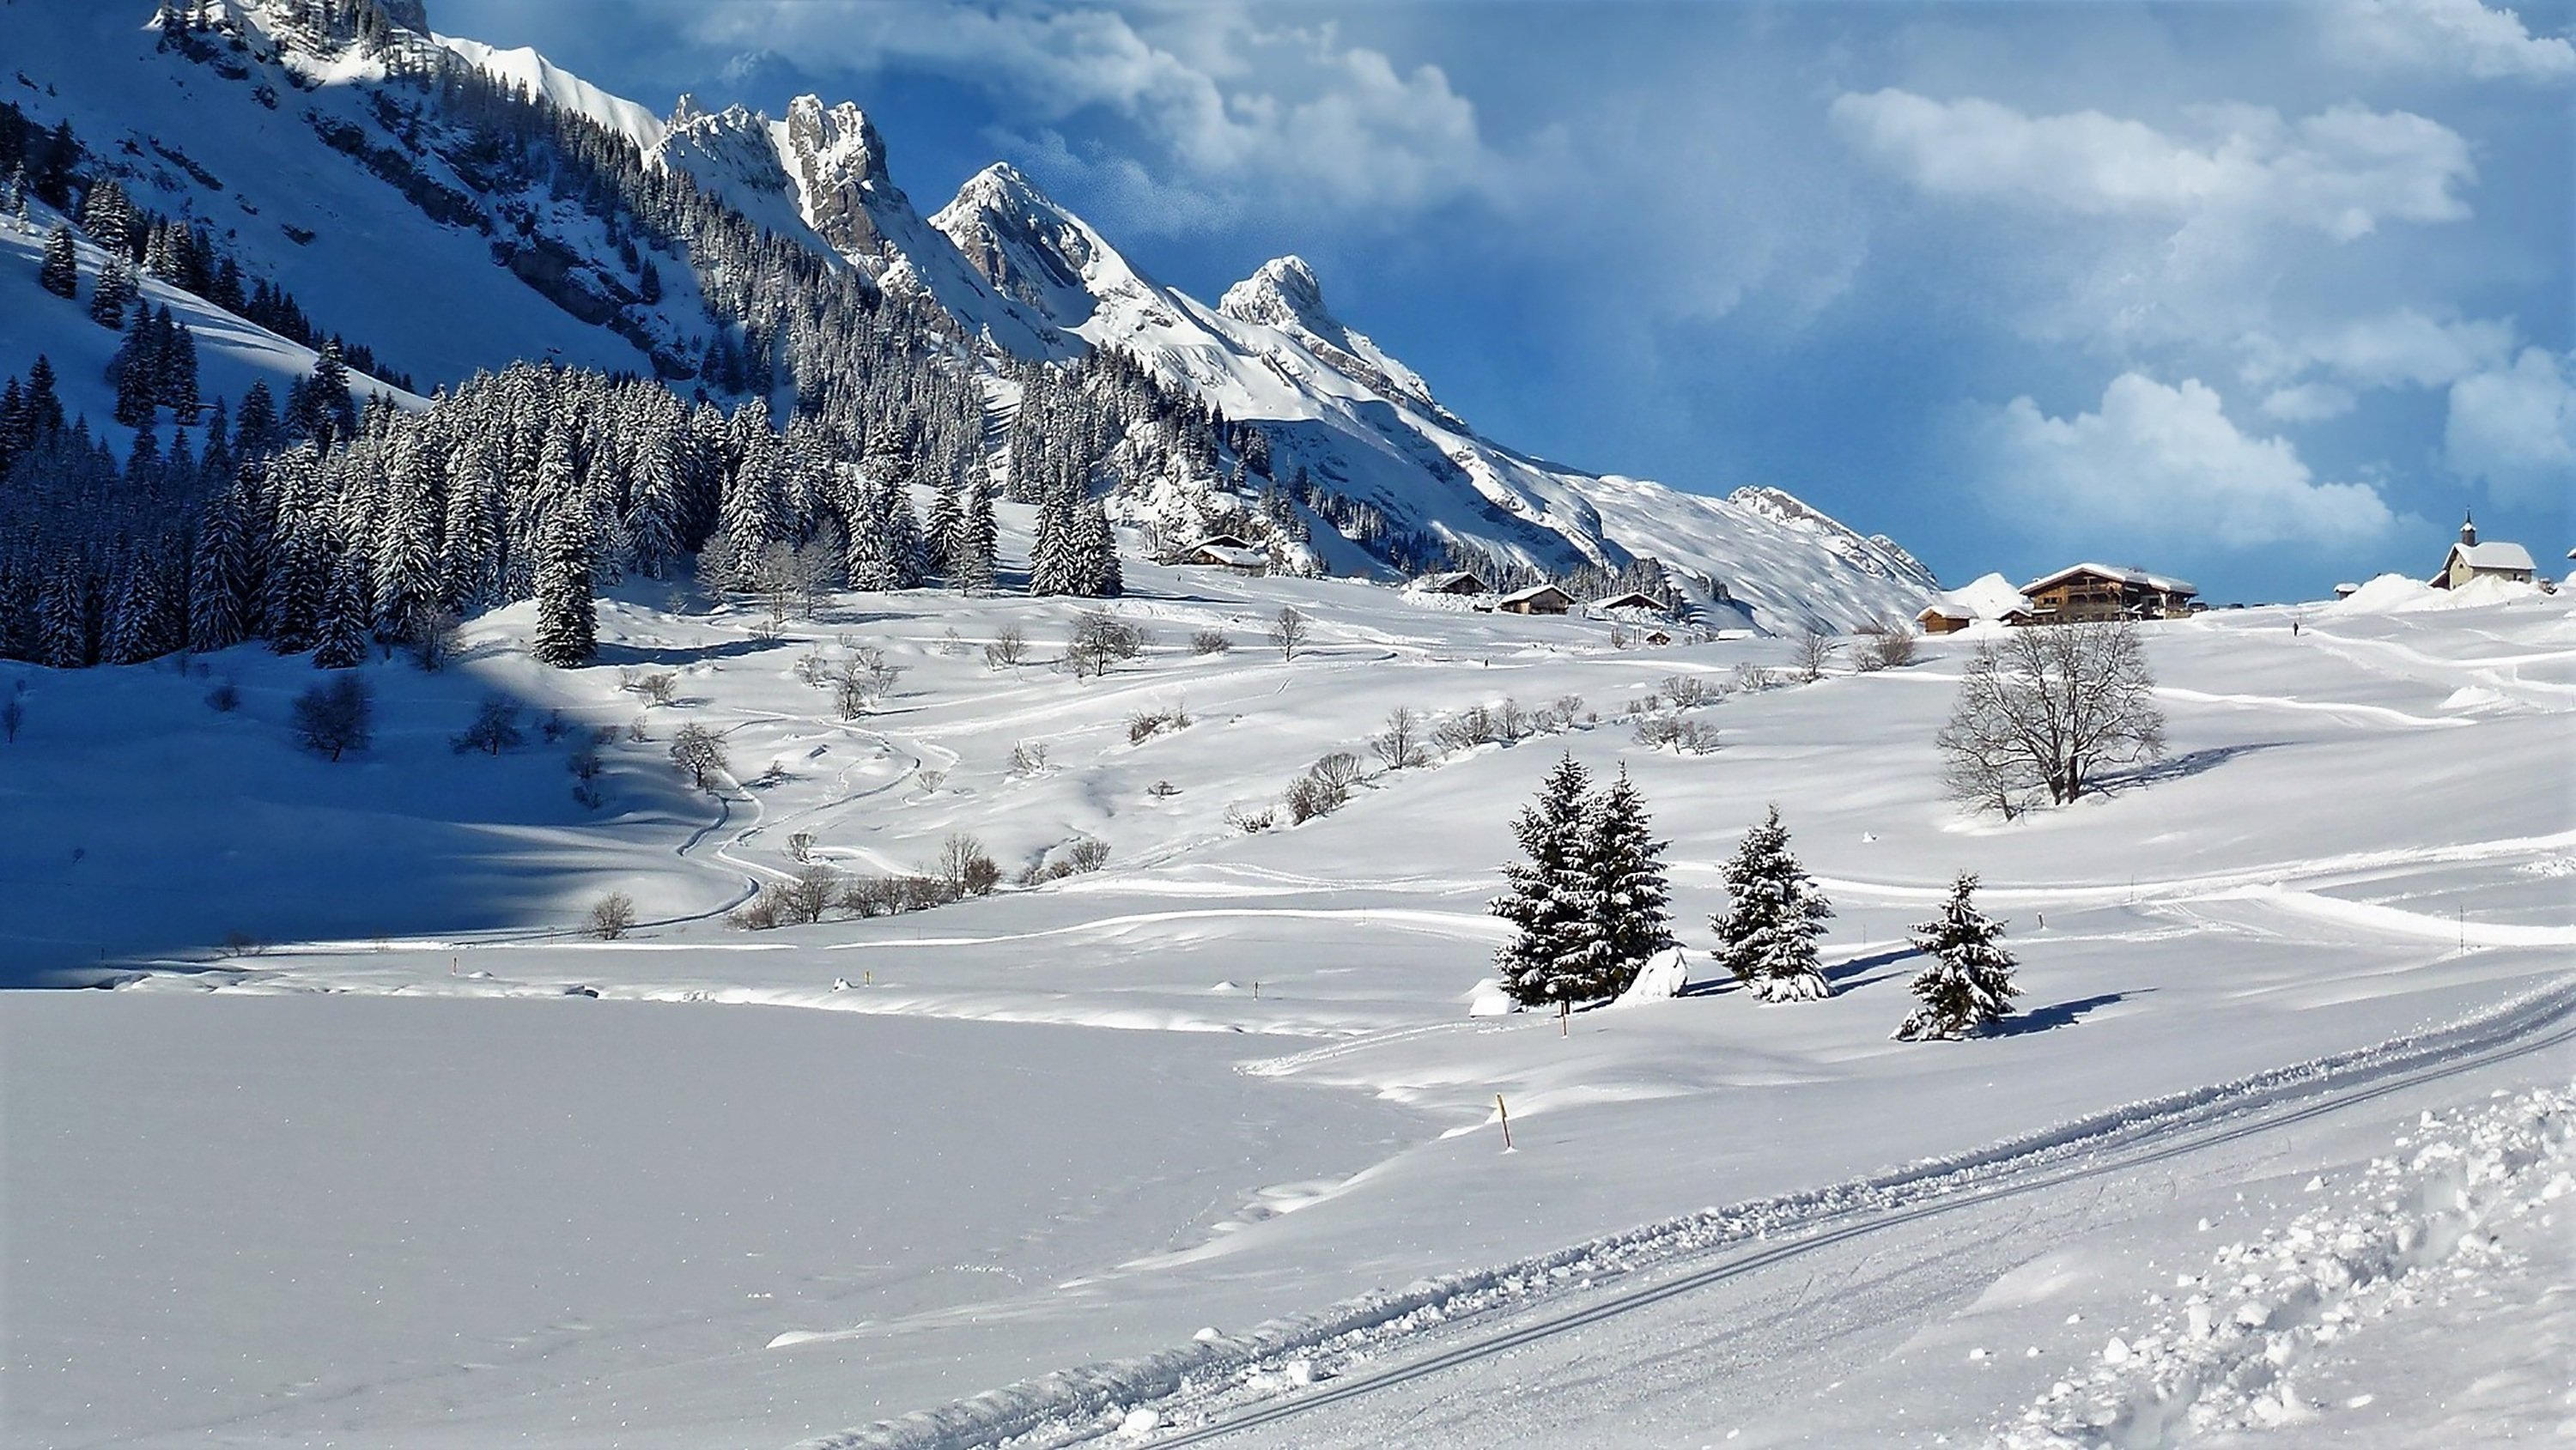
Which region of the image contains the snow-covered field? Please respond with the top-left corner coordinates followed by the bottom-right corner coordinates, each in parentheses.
top-left (3, 561), bottom-right (2570, 1448)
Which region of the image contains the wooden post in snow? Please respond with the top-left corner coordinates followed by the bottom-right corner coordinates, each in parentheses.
top-left (1559, 998), bottom-right (1569, 1036)
top-left (1496, 1094), bottom-right (1514, 1151)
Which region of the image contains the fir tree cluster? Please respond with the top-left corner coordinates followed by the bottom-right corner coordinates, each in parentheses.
top-left (1491, 755), bottom-right (1677, 1007)
top-left (1894, 872), bottom-right (2018, 1040)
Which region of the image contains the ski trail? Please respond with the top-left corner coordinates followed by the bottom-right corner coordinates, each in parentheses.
top-left (792, 976), bottom-right (2576, 1450)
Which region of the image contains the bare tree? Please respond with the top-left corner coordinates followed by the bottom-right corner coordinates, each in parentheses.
top-left (669, 723), bottom-right (729, 791)
top-left (290, 676), bottom-right (373, 761)
top-left (1371, 706), bottom-right (1428, 769)
top-left (1190, 629), bottom-right (1230, 655)
top-left (1937, 622), bottom-right (2166, 817)
top-left (452, 696), bottom-right (525, 755)
top-left (938, 833), bottom-right (999, 897)
top-left (1662, 673), bottom-right (1719, 708)
top-left (1791, 628), bottom-right (1838, 683)
top-left (586, 892), bottom-right (637, 940)
top-left (1, 695), bottom-right (21, 743)
top-left (780, 863), bottom-right (841, 924)
top-left (1267, 606), bottom-right (1309, 661)
top-left (410, 609), bottom-right (464, 672)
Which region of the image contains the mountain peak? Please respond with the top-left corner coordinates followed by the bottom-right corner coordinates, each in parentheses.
top-left (931, 163), bottom-right (1115, 327)
top-left (1218, 255), bottom-right (1330, 331)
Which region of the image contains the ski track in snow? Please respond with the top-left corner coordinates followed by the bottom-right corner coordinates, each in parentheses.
top-left (792, 978), bottom-right (2576, 1450)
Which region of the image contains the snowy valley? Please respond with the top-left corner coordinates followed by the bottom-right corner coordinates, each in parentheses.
top-left (0, 4), bottom-right (2570, 1450)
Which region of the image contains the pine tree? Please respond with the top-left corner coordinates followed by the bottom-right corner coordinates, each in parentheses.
top-left (1492, 754), bottom-right (1601, 1007)
top-left (1893, 872), bottom-right (2018, 1041)
top-left (956, 471), bottom-right (998, 593)
top-left (79, 178), bottom-right (131, 256)
top-left (89, 255), bottom-right (135, 330)
top-left (188, 481), bottom-right (256, 652)
top-left (531, 504), bottom-right (597, 668)
top-left (39, 224), bottom-right (77, 299)
top-left (1577, 765), bottom-right (1676, 997)
top-left (312, 552), bottom-right (371, 669)
top-left (39, 561), bottom-right (91, 668)
top-left (1710, 804), bottom-right (1834, 1003)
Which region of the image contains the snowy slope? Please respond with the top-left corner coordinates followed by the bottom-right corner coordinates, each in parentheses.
top-left (435, 33), bottom-right (666, 155)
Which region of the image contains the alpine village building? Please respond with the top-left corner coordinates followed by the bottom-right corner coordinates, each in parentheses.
top-left (2016, 563), bottom-right (2200, 624)
top-left (2430, 513), bottom-right (2535, 590)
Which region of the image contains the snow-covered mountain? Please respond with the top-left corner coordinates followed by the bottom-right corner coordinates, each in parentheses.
top-left (0, 0), bottom-right (1935, 632)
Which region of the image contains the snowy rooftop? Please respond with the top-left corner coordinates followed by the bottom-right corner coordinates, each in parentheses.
top-left (2020, 562), bottom-right (2199, 597)
top-left (2450, 540), bottom-right (2537, 573)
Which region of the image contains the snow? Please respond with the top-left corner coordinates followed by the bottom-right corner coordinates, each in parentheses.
top-left (3, 569), bottom-right (2567, 1449)
top-left (435, 34), bottom-right (668, 155)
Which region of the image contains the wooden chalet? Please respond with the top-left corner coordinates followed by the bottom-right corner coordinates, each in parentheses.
top-left (1641, 628), bottom-right (1675, 646)
top-left (2430, 514), bottom-right (2534, 589)
top-left (2017, 563), bottom-right (2198, 623)
top-left (1178, 534), bottom-right (1268, 573)
top-left (1497, 583), bottom-right (1575, 616)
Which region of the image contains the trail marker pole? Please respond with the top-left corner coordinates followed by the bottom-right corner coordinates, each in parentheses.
top-left (1496, 1094), bottom-right (1514, 1152)
top-left (1559, 998), bottom-right (1569, 1037)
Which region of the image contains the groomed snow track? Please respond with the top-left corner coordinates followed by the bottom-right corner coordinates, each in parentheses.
top-left (796, 974), bottom-right (2576, 1450)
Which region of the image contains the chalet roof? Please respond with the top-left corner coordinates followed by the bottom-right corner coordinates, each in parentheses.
top-left (1188, 543), bottom-right (1269, 568)
top-left (1409, 570), bottom-right (1487, 592)
top-left (1184, 532), bottom-right (1255, 552)
top-left (1591, 591), bottom-right (1666, 611)
top-left (1499, 583), bottom-right (1574, 605)
top-left (2019, 561), bottom-right (2198, 597)
top-left (2449, 539), bottom-right (2536, 573)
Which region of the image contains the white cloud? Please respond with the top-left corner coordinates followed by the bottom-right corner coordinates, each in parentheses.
top-left (683, 3), bottom-right (1523, 221)
top-left (1829, 89), bottom-right (2473, 240)
top-left (2445, 347), bottom-right (2576, 504)
top-left (1977, 373), bottom-right (2397, 547)
top-left (2242, 308), bottom-right (2518, 391)
top-left (2333, 0), bottom-right (2576, 82)
top-left (2262, 381), bottom-right (2359, 422)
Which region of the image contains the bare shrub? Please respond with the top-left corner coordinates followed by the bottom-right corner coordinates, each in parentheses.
top-left (840, 877), bottom-right (905, 918)
top-left (1267, 606), bottom-right (1310, 660)
top-left (1372, 706), bottom-right (1428, 769)
top-left (1226, 804), bottom-right (1275, 833)
top-left (1066, 836), bottom-right (1112, 873)
top-left (567, 746), bottom-right (604, 782)
top-left (1190, 629), bottom-right (1230, 655)
top-left (410, 609), bottom-right (463, 672)
top-left (984, 625), bottom-right (1029, 670)
top-left (620, 669), bottom-right (677, 706)
top-left (1856, 619), bottom-right (1919, 671)
top-left (669, 723), bottom-right (727, 790)
top-left (1308, 750), bottom-right (1364, 794)
top-left (586, 892), bottom-right (637, 940)
top-left (938, 627), bottom-right (967, 656)
top-left (1733, 662), bottom-right (1783, 693)
top-left (787, 831), bottom-right (815, 864)
top-left (626, 713), bottom-right (649, 743)
top-left (1068, 612), bottom-right (1145, 680)
top-left (216, 930), bottom-right (267, 958)
top-left (204, 680), bottom-right (241, 713)
top-left (290, 676), bottom-right (373, 761)
top-left (1009, 740), bottom-right (1050, 775)
top-left (1634, 715), bottom-right (1721, 754)
top-left (1662, 673), bottom-right (1719, 709)
top-left (1939, 622), bottom-right (2166, 817)
top-left (538, 709), bottom-right (574, 743)
top-left (1434, 705), bottom-right (1501, 752)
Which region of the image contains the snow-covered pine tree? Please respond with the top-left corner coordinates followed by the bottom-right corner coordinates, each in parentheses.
top-left (39, 225), bottom-right (78, 299)
top-left (956, 471), bottom-right (998, 593)
top-left (1710, 804), bottom-right (1835, 1002)
top-left (1893, 871), bottom-right (2018, 1040)
top-left (530, 503), bottom-right (597, 668)
top-left (1577, 764), bottom-right (1676, 998)
top-left (188, 479), bottom-right (256, 652)
top-left (1492, 754), bottom-right (1601, 1007)
top-left (440, 441), bottom-right (501, 610)
top-left (311, 552), bottom-right (371, 669)
top-left (372, 432), bottom-right (442, 646)
top-left (88, 255), bottom-right (135, 330)
top-left (877, 473), bottom-right (927, 588)
top-left (78, 177), bottom-right (131, 256)
top-left (39, 561), bottom-right (91, 668)
top-left (927, 472), bottom-right (960, 579)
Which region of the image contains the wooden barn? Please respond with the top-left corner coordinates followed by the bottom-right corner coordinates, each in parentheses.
top-left (2018, 563), bottom-right (2198, 623)
top-left (1497, 583), bottom-right (1575, 616)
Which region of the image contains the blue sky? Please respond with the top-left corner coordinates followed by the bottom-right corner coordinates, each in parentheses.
top-left (439, 0), bottom-right (2573, 603)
